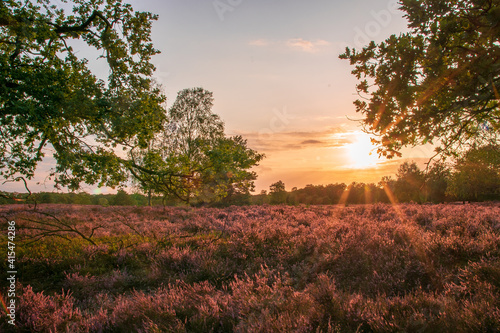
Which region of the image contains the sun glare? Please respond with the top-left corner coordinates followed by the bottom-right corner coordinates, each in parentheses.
top-left (346, 132), bottom-right (380, 169)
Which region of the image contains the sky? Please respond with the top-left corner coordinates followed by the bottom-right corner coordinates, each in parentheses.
top-left (5, 0), bottom-right (437, 194)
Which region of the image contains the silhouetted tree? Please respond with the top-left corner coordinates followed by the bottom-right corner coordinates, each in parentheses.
top-left (112, 190), bottom-right (137, 206)
top-left (447, 145), bottom-right (500, 201)
top-left (346, 182), bottom-right (365, 205)
top-left (424, 162), bottom-right (451, 203)
top-left (394, 162), bottom-right (425, 203)
top-left (340, 0), bottom-right (499, 158)
top-left (379, 176), bottom-right (397, 203)
top-left (269, 180), bottom-right (287, 204)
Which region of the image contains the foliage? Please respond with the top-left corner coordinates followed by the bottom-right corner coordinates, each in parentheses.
top-left (269, 180), bottom-right (286, 204)
top-left (111, 189), bottom-right (137, 206)
top-left (447, 144), bottom-right (500, 201)
top-left (394, 161), bottom-right (426, 203)
top-left (130, 88), bottom-right (264, 205)
top-left (200, 136), bottom-right (264, 206)
top-left (0, 190), bottom-right (149, 206)
top-left (1, 203), bottom-right (499, 332)
top-left (353, 182), bottom-right (389, 205)
top-left (0, 0), bottom-right (166, 190)
top-left (340, 0), bottom-right (500, 158)
top-left (423, 161), bottom-right (451, 203)
top-left (4, 147), bottom-right (500, 206)
top-left (97, 197), bottom-right (109, 207)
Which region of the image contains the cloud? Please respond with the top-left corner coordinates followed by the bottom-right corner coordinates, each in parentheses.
top-left (254, 165), bottom-right (273, 173)
top-left (233, 127), bottom-right (351, 152)
top-left (285, 38), bottom-right (331, 53)
top-left (248, 38), bottom-right (331, 53)
top-left (301, 139), bottom-right (324, 145)
top-left (248, 39), bottom-right (271, 46)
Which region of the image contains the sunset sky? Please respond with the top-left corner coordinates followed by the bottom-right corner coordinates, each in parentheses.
top-left (145, 0), bottom-right (436, 192)
top-left (6, 0), bottom-right (437, 194)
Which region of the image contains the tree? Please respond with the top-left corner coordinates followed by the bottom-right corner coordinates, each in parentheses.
top-left (325, 183), bottom-right (347, 204)
top-left (394, 162), bottom-right (425, 203)
top-left (424, 161), bottom-right (451, 203)
top-left (251, 189), bottom-right (269, 205)
top-left (379, 176), bottom-right (397, 203)
top-left (346, 182), bottom-right (366, 205)
top-left (131, 88), bottom-right (264, 205)
top-left (1, 0), bottom-right (166, 190)
top-left (269, 180), bottom-right (286, 204)
top-left (200, 136), bottom-right (264, 205)
top-left (72, 192), bottom-right (92, 205)
top-left (112, 189), bottom-right (137, 206)
top-left (132, 88), bottom-right (224, 204)
top-left (340, 0), bottom-right (499, 158)
top-left (98, 197), bottom-right (109, 207)
top-left (447, 144), bottom-right (500, 201)
top-left (37, 192), bottom-right (55, 204)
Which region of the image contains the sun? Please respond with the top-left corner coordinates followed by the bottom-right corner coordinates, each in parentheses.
top-left (345, 132), bottom-right (380, 169)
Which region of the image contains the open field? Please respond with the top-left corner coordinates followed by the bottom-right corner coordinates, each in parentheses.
top-left (1, 203), bottom-right (500, 332)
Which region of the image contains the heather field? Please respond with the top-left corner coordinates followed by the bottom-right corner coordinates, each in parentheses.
top-left (1, 203), bottom-right (500, 332)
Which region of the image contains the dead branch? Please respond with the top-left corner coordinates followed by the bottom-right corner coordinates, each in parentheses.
top-left (17, 210), bottom-right (101, 245)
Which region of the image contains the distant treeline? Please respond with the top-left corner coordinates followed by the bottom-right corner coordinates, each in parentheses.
top-left (0, 190), bottom-right (156, 207)
top-left (3, 143), bottom-right (500, 207)
top-left (2, 158), bottom-right (499, 207)
top-left (260, 159), bottom-right (500, 205)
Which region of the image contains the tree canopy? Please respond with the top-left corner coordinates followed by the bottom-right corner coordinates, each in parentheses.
top-left (0, 0), bottom-right (166, 190)
top-left (393, 161), bottom-right (425, 203)
top-left (269, 180), bottom-right (286, 204)
top-left (340, 0), bottom-right (500, 158)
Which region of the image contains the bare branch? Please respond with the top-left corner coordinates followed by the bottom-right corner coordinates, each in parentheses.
top-left (17, 210), bottom-right (99, 245)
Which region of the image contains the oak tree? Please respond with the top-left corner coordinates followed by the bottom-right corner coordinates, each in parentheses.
top-left (340, 0), bottom-right (500, 158)
top-left (0, 0), bottom-right (166, 190)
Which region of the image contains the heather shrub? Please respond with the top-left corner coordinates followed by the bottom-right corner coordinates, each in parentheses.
top-left (14, 285), bottom-right (84, 332)
top-left (228, 266), bottom-right (320, 333)
top-left (0, 203), bottom-right (499, 332)
top-left (108, 281), bottom-right (230, 332)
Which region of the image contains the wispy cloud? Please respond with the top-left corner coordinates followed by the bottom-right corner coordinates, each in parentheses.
top-left (248, 38), bottom-right (331, 53)
top-left (285, 38), bottom-right (330, 53)
top-left (248, 39), bottom-right (271, 46)
top-left (233, 128), bottom-right (351, 152)
top-left (301, 139), bottom-right (325, 145)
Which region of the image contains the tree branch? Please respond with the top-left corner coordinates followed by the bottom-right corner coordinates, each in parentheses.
top-left (52, 11), bottom-right (111, 35)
